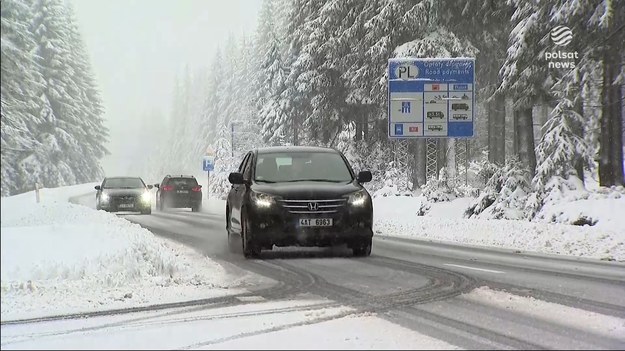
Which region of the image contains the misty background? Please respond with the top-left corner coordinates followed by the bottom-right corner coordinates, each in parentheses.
top-left (70, 0), bottom-right (261, 176)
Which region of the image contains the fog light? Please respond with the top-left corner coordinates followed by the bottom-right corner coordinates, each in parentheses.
top-left (260, 223), bottom-right (267, 229)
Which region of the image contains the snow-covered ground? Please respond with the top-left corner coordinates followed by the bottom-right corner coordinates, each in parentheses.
top-left (373, 194), bottom-right (625, 261)
top-left (0, 184), bottom-right (250, 321)
top-left (2, 286), bottom-right (622, 349)
top-left (0, 298), bottom-right (460, 350)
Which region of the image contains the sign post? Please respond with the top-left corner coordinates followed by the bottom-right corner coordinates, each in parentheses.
top-left (35, 182), bottom-right (40, 203)
top-left (387, 57), bottom-right (475, 139)
top-left (203, 147), bottom-right (215, 199)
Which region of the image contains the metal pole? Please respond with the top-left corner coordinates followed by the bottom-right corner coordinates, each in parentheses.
top-left (35, 182), bottom-right (40, 203)
top-left (465, 140), bottom-right (469, 186)
top-left (207, 170), bottom-right (210, 199)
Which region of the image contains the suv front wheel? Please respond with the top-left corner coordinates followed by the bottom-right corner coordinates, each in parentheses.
top-left (241, 208), bottom-right (261, 258)
top-left (351, 237), bottom-right (372, 257)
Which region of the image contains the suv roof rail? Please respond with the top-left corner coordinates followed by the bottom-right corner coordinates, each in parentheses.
top-left (166, 174), bottom-right (195, 178)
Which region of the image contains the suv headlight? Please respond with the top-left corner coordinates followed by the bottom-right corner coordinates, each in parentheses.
top-left (141, 191), bottom-right (151, 204)
top-left (348, 189), bottom-right (370, 207)
top-left (100, 193), bottom-right (110, 203)
top-left (251, 191), bottom-right (276, 208)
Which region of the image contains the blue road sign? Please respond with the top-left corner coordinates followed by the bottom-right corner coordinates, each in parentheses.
top-left (395, 124), bottom-right (404, 135)
top-left (401, 102), bottom-right (411, 114)
top-left (388, 58), bottom-right (475, 138)
top-left (203, 157), bottom-right (214, 172)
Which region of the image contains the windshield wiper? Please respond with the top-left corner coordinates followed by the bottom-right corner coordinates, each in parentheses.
top-left (256, 179), bottom-right (277, 183)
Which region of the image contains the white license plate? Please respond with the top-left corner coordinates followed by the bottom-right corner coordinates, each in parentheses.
top-left (177, 190), bottom-right (189, 194)
top-left (299, 218), bottom-right (333, 227)
top-left (118, 203), bottom-right (134, 208)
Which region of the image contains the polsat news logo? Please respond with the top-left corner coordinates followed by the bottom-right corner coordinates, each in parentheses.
top-left (550, 25), bottom-right (573, 46)
top-left (545, 25), bottom-right (578, 69)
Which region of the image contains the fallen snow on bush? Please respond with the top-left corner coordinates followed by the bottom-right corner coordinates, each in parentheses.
top-left (373, 196), bottom-right (625, 261)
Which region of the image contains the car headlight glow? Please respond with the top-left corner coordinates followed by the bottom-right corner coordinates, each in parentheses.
top-left (251, 192), bottom-right (276, 208)
top-left (348, 189), bottom-right (369, 207)
top-left (141, 191), bottom-right (151, 204)
top-left (100, 193), bottom-right (110, 202)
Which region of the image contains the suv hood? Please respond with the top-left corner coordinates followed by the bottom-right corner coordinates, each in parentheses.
top-left (252, 181), bottom-right (363, 199)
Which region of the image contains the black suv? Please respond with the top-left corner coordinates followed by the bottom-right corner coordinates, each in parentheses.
top-left (155, 175), bottom-right (202, 212)
top-left (226, 146), bottom-right (373, 258)
top-left (95, 177), bottom-right (152, 214)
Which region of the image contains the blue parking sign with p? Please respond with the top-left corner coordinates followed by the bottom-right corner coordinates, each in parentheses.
top-left (203, 157), bottom-right (214, 172)
top-left (395, 124), bottom-right (404, 135)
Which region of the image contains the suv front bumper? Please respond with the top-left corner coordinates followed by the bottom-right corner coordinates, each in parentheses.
top-left (247, 204), bottom-right (373, 248)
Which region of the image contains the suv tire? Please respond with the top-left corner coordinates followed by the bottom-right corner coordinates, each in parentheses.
top-left (241, 209), bottom-right (261, 258)
top-left (351, 237), bottom-right (372, 257)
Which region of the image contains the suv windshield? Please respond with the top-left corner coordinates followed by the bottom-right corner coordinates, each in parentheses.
top-left (167, 178), bottom-right (198, 187)
top-left (255, 152), bottom-right (353, 183)
top-left (103, 178), bottom-right (145, 189)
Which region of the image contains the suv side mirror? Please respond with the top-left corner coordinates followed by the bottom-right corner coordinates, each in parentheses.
top-left (154, 184), bottom-right (159, 188)
top-left (95, 185), bottom-right (101, 190)
top-left (147, 184), bottom-right (153, 190)
top-left (357, 171), bottom-right (372, 183)
top-left (228, 172), bottom-right (244, 185)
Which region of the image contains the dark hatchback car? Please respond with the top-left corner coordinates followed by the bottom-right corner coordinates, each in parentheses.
top-left (95, 177), bottom-right (152, 214)
top-left (155, 175), bottom-right (202, 212)
top-left (226, 146), bottom-right (373, 258)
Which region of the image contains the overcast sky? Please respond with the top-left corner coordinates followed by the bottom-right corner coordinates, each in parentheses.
top-left (70, 0), bottom-right (261, 176)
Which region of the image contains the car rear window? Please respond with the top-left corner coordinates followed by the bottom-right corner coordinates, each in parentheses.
top-left (166, 178), bottom-right (198, 187)
top-left (103, 178), bottom-right (145, 189)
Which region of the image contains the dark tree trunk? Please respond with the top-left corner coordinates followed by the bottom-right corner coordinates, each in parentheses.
top-left (488, 96), bottom-right (505, 165)
top-left (505, 97), bottom-right (517, 159)
top-left (574, 96), bottom-right (585, 182)
top-left (611, 68), bottom-right (624, 185)
top-left (517, 108), bottom-right (536, 175)
top-left (599, 51), bottom-right (615, 186)
top-left (363, 113), bottom-right (369, 141)
top-left (292, 113), bottom-right (300, 146)
top-left (354, 113), bottom-right (362, 141)
top-left (323, 128), bottom-right (330, 144)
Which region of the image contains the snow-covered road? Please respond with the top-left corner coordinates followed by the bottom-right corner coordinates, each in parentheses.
top-left (2, 187), bottom-right (625, 349)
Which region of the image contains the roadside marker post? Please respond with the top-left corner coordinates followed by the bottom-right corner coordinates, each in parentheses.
top-left (203, 148), bottom-right (215, 200)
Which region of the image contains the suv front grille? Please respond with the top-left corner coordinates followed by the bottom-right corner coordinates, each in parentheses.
top-left (113, 195), bottom-right (136, 203)
top-left (279, 199), bottom-right (346, 214)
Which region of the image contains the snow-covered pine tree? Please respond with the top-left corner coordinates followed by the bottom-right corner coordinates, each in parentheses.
top-left (529, 75), bottom-right (591, 218)
top-left (187, 66), bottom-right (211, 169)
top-left (198, 49), bottom-right (225, 152)
top-left (256, 0), bottom-right (291, 146)
top-left (437, 0), bottom-right (514, 160)
top-left (0, 0), bottom-right (45, 195)
top-left (209, 123), bottom-right (239, 199)
top-left (231, 35), bottom-right (264, 154)
top-left (216, 37), bottom-right (240, 155)
top-left (498, 0), bottom-right (556, 175)
top-left (22, 0), bottom-right (107, 189)
top-left (63, 1), bottom-right (108, 182)
top-left (487, 158), bottom-right (532, 220)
